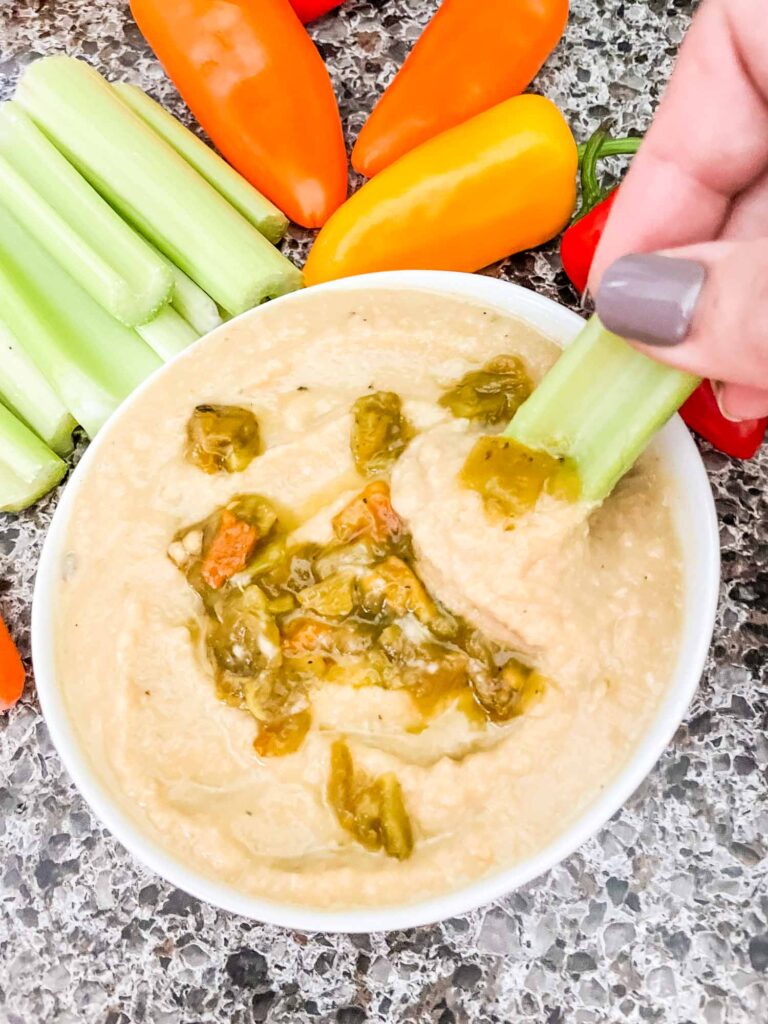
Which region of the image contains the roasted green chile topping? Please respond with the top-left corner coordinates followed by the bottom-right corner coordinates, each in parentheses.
top-left (186, 404), bottom-right (262, 474)
top-left (171, 480), bottom-right (545, 767)
top-left (350, 391), bottom-right (414, 476)
top-left (439, 354), bottom-right (533, 425)
top-left (461, 435), bottom-right (581, 520)
top-left (328, 740), bottom-right (413, 859)
top-left (173, 385), bottom-right (553, 859)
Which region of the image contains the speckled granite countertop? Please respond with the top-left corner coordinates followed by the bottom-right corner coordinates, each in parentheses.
top-left (1, 0), bottom-right (766, 1021)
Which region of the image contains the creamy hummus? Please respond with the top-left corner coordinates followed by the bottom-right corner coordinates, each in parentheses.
top-left (55, 288), bottom-right (683, 909)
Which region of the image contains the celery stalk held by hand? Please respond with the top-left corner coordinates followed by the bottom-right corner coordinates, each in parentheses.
top-left (0, 402), bottom-right (66, 513)
top-left (113, 82), bottom-right (288, 245)
top-left (505, 316), bottom-right (699, 502)
top-left (0, 200), bottom-right (161, 438)
top-left (0, 102), bottom-right (172, 326)
top-left (15, 57), bottom-right (302, 316)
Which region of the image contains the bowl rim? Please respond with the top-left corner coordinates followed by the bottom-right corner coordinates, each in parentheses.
top-left (32, 269), bottom-right (720, 933)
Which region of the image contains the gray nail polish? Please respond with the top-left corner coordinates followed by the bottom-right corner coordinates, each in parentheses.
top-left (595, 253), bottom-right (706, 346)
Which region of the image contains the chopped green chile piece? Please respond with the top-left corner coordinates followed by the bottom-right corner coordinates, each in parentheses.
top-left (207, 586), bottom-right (280, 677)
top-left (267, 593), bottom-right (296, 616)
top-left (375, 773), bottom-right (414, 859)
top-left (259, 543), bottom-right (319, 600)
top-left (439, 355), bottom-right (533, 424)
top-left (297, 571), bottom-right (356, 617)
top-left (328, 740), bottom-right (355, 824)
top-left (350, 391), bottom-right (414, 476)
top-left (378, 622), bottom-right (469, 714)
top-left (461, 435), bottom-right (580, 520)
top-left (243, 663), bottom-right (309, 722)
top-left (359, 556), bottom-right (438, 626)
top-left (314, 540), bottom-right (374, 580)
top-left (215, 670), bottom-right (246, 707)
top-left (226, 494), bottom-right (277, 536)
top-left (186, 404), bottom-right (261, 474)
top-left (235, 537), bottom-right (287, 585)
top-left (471, 661), bottom-right (546, 722)
top-left (283, 652), bottom-right (329, 681)
top-left (327, 740), bottom-right (414, 859)
top-left (254, 710), bottom-right (312, 758)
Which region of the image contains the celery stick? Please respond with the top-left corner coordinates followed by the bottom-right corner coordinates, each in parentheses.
top-left (0, 402), bottom-right (67, 512)
top-left (0, 318), bottom-right (76, 456)
top-left (136, 305), bottom-right (200, 362)
top-left (16, 57), bottom-right (303, 315)
top-left (113, 82), bottom-right (289, 245)
top-left (0, 102), bottom-right (172, 326)
top-left (0, 200), bottom-right (161, 438)
top-left (144, 241), bottom-right (222, 335)
top-left (506, 316), bottom-right (699, 502)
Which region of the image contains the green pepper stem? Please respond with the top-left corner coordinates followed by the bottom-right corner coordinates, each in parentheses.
top-left (573, 124), bottom-right (643, 223)
top-left (575, 136), bottom-right (642, 162)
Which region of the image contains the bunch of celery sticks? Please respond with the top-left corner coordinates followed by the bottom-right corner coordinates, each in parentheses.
top-left (0, 56), bottom-right (301, 512)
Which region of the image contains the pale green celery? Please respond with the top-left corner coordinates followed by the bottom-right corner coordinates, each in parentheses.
top-left (506, 316), bottom-right (699, 502)
top-left (0, 402), bottom-right (67, 512)
top-left (136, 305), bottom-right (200, 362)
top-left (0, 200), bottom-right (161, 438)
top-left (144, 241), bottom-right (222, 335)
top-left (113, 82), bottom-right (289, 244)
top-left (16, 57), bottom-right (303, 315)
top-left (0, 102), bottom-right (172, 326)
top-left (0, 318), bottom-right (76, 455)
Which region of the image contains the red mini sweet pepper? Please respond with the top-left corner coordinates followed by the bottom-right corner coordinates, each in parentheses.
top-left (561, 124), bottom-right (767, 460)
top-left (290, 0), bottom-right (345, 21)
top-left (679, 382), bottom-right (765, 459)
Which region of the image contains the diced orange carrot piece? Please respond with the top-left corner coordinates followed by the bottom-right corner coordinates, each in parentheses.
top-left (281, 616), bottom-right (337, 657)
top-left (201, 509), bottom-right (259, 589)
top-left (332, 481), bottom-right (403, 544)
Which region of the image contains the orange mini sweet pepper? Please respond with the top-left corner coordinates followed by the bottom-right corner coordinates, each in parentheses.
top-left (129, 0), bottom-right (347, 228)
top-left (352, 0), bottom-right (569, 178)
top-left (304, 94), bottom-right (577, 284)
top-left (0, 614), bottom-right (24, 712)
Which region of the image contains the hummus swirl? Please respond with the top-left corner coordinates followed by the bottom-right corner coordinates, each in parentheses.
top-left (55, 289), bottom-right (682, 909)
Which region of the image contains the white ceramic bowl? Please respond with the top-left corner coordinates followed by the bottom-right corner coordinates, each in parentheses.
top-left (32, 271), bottom-right (720, 933)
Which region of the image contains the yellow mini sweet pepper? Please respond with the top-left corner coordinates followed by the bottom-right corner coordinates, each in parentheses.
top-left (304, 93), bottom-right (577, 285)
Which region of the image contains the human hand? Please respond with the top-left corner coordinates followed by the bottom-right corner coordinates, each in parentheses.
top-left (590, 0), bottom-right (768, 420)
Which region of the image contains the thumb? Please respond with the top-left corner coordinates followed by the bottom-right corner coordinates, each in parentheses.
top-left (594, 242), bottom-right (768, 402)
top-left (713, 381), bottom-right (768, 421)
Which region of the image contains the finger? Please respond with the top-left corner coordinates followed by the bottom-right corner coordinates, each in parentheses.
top-left (722, 166), bottom-right (768, 240)
top-left (715, 382), bottom-right (768, 420)
top-left (590, 0), bottom-right (768, 288)
top-left (594, 242), bottom-right (768, 388)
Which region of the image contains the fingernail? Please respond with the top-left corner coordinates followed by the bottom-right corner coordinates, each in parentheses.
top-left (711, 381), bottom-right (743, 423)
top-left (595, 253), bottom-right (706, 346)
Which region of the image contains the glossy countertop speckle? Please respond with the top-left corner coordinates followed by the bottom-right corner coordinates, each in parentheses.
top-left (1, 1), bottom-right (767, 1022)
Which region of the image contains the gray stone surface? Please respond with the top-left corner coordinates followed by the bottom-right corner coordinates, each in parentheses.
top-left (0, 0), bottom-right (766, 1021)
